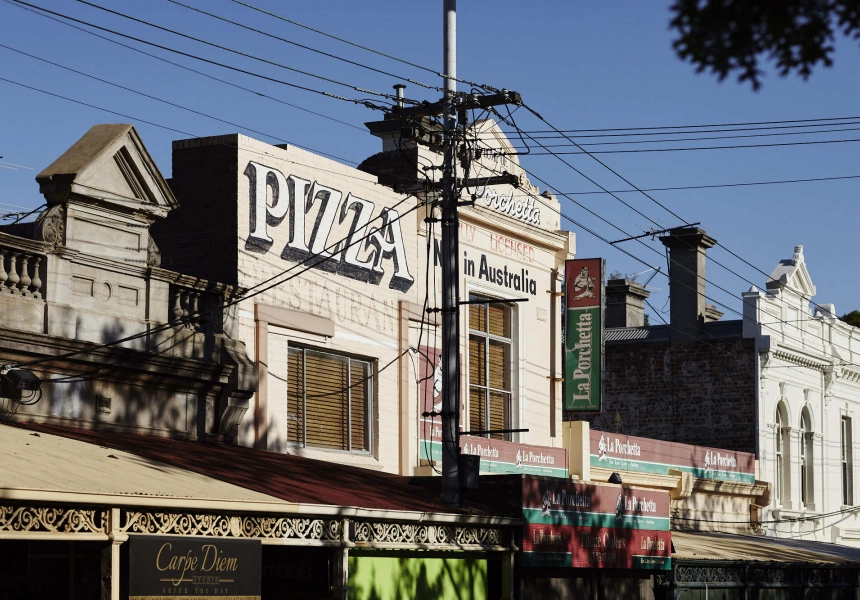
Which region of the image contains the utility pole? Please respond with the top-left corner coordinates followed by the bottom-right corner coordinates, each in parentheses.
top-left (396, 2), bottom-right (522, 506)
top-left (440, 0), bottom-right (461, 506)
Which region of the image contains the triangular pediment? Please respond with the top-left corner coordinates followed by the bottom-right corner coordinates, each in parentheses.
top-left (36, 124), bottom-right (178, 219)
top-left (765, 245), bottom-right (817, 299)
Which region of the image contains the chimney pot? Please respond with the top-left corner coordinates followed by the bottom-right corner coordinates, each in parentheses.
top-left (659, 227), bottom-right (717, 343)
top-left (605, 278), bottom-right (651, 328)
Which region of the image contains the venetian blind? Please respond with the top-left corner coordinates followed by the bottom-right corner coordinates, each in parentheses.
top-left (287, 348), bottom-right (372, 452)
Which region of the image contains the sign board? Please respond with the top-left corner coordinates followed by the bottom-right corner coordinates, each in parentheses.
top-left (129, 536), bottom-right (261, 600)
top-left (591, 430), bottom-right (756, 484)
top-left (564, 259), bottom-right (604, 412)
top-left (460, 435), bottom-right (568, 478)
top-left (522, 476), bottom-right (671, 570)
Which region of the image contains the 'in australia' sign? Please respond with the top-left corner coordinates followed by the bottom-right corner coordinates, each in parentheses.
top-left (244, 161), bottom-right (415, 292)
top-left (129, 535), bottom-right (261, 600)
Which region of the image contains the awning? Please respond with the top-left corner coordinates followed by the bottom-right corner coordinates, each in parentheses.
top-left (2, 422), bottom-right (520, 521)
top-left (0, 423), bottom-right (290, 511)
top-left (672, 530), bottom-right (860, 564)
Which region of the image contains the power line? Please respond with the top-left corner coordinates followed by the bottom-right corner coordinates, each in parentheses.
top-left (494, 105), bottom-right (858, 353)
top-left (8, 0), bottom-right (397, 109)
top-left (0, 75), bottom-right (361, 166)
top-left (229, 0), bottom-right (499, 93)
top-left (0, 43), bottom-right (362, 162)
top-left (499, 124), bottom-right (860, 149)
top-left (166, 0), bottom-right (442, 92)
top-left (470, 118), bottom-right (860, 140)
top-left (542, 174), bottom-right (860, 196)
top-left (1, 0), bottom-right (364, 132)
top-left (469, 147), bottom-right (860, 368)
top-left (17, 194), bottom-right (426, 371)
top-left (73, 0), bottom-right (411, 104)
top-left (509, 114), bottom-right (860, 135)
top-left (501, 136), bottom-right (860, 155)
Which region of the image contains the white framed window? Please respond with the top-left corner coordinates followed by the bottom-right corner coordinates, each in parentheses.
top-left (842, 416), bottom-right (853, 506)
top-left (468, 294), bottom-right (514, 440)
top-left (286, 346), bottom-right (373, 453)
top-left (799, 408), bottom-right (813, 509)
top-left (774, 402), bottom-right (791, 506)
top-left (775, 410), bottom-right (784, 504)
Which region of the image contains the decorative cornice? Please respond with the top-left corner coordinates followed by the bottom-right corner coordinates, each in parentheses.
top-left (838, 366), bottom-right (860, 384)
top-left (772, 349), bottom-right (828, 371)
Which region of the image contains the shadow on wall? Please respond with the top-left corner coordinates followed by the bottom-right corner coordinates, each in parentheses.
top-left (347, 551), bottom-right (487, 600)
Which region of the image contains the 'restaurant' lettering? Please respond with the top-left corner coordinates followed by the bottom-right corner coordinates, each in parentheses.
top-left (244, 161), bottom-right (414, 291)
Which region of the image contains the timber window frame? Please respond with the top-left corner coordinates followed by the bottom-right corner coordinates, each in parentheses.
top-left (467, 293), bottom-right (515, 441)
top-left (286, 345), bottom-right (374, 453)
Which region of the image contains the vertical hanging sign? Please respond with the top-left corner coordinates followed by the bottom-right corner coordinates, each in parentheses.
top-left (564, 259), bottom-right (604, 412)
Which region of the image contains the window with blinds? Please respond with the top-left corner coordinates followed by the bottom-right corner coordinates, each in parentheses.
top-left (468, 294), bottom-right (514, 440)
top-left (286, 347), bottom-right (372, 453)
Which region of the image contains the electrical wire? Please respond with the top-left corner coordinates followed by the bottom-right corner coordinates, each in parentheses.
top-left (72, 0), bottom-right (413, 104)
top-left (539, 174), bottom-right (860, 196)
top-left (467, 143), bottom-right (860, 371)
top-left (1, 0), bottom-right (364, 132)
top-left (7, 0), bottom-right (401, 110)
top-left (0, 43), bottom-right (360, 163)
top-left (166, 0), bottom-right (442, 92)
top-left (506, 114), bottom-right (860, 135)
top-left (499, 124), bottom-right (860, 149)
top-left (482, 108), bottom-right (860, 359)
top-left (502, 136), bottom-right (860, 155)
top-left (229, 0), bottom-right (499, 93)
top-left (468, 119), bottom-right (860, 140)
top-left (15, 192), bottom-right (426, 371)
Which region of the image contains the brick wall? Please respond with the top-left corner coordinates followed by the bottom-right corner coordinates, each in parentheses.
top-left (152, 136), bottom-right (239, 285)
top-left (584, 337), bottom-right (758, 454)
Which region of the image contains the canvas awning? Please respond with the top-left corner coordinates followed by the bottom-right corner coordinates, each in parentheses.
top-left (672, 530), bottom-right (860, 564)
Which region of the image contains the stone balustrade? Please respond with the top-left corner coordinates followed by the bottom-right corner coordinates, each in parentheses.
top-left (169, 283), bottom-right (224, 334)
top-left (0, 246), bottom-right (45, 299)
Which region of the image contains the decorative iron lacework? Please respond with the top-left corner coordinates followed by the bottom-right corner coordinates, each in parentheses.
top-left (0, 505), bottom-right (105, 534)
top-left (675, 565), bottom-right (744, 584)
top-left (120, 511), bottom-right (341, 542)
top-left (352, 522), bottom-right (505, 548)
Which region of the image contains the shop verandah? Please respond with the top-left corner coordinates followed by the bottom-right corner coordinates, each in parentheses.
top-left (0, 422), bottom-right (519, 600)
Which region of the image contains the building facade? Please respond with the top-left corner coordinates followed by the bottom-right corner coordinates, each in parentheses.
top-left (587, 227), bottom-right (860, 547)
top-left (154, 116), bottom-right (576, 477)
top-left (744, 245), bottom-right (860, 544)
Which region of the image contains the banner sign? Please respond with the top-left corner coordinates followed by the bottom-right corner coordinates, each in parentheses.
top-left (418, 345), bottom-right (567, 477)
top-left (460, 435), bottom-right (568, 478)
top-left (591, 430), bottom-right (756, 484)
top-left (564, 259), bottom-right (604, 412)
top-left (522, 476), bottom-right (670, 570)
top-left (129, 536), bottom-right (261, 600)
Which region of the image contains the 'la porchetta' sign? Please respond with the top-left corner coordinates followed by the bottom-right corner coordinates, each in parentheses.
top-left (564, 258), bottom-right (604, 412)
top-left (243, 161), bottom-right (415, 292)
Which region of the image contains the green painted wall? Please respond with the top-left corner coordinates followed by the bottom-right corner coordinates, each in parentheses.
top-left (348, 551), bottom-right (488, 600)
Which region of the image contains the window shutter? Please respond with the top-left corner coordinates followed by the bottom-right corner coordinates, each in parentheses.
top-left (350, 360), bottom-right (368, 451)
top-left (287, 348), bottom-right (304, 445)
top-left (304, 351), bottom-right (349, 450)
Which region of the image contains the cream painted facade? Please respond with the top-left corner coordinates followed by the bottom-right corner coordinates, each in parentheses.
top-left (166, 125), bottom-right (576, 476)
top-left (743, 245), bottom-right (860, 545)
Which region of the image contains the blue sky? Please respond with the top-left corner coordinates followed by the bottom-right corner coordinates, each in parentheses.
top-left (1, 0), bottom-right (857, 320)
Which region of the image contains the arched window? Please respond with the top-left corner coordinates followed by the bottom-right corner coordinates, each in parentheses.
top-left (775, 409), bottom-right (784, 503)
top-left (800, 408), bottom-right (814, 509)
top-left (775, 402), bottom-right (791, 506)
